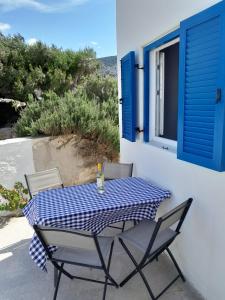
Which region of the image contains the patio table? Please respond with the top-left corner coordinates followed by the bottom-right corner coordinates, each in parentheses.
top-left (23, 177), bottom-right (171, 270)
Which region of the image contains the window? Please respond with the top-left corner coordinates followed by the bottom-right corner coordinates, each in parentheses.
top-left (143, 1), bottom-right (225, 171)
top-left (155, 41), bottom-right (179, 141)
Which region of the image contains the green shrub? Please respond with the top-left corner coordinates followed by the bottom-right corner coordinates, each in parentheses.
top-left (15, 75), bottom-right (119, 152)
top-left (0, 182), bottom-right (28, 211)
top-left (0, 33), bottom-right (99, 101)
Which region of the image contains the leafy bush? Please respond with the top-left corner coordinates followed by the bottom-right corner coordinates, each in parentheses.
top-left (15, 75), bottom-right (119, 152)
top-left (0, 33), bottom-right (99, 101)
top-left (0, 182), bottom-right (28, 211)
top-left (1, 34), bottom-right (119, 153)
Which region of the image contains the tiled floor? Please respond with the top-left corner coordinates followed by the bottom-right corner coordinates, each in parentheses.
top-left (0, 217), bottom-right (203, 300)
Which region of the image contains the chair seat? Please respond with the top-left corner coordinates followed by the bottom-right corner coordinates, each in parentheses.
top-left (52, 236), bottom-right (113, 267)
top-left (118, 220), bottom-right (176, 255)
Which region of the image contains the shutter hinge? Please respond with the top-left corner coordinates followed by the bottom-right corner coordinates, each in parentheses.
top-left (216, 88), bottom-right (222, 103)
top-left (157, 65), bottom-right (160, 70)
top-left (162, 146), bottom-right (169, 150)
top-left (119, 98), bottom-right (123, 104)
top-left (135, 64), bottom-right (144, 70)
top-left (136, 127), bottom-right (144, 133)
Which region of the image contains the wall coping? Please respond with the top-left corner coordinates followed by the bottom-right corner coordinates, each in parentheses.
top-left (0, 137), bottom-right (33, 146)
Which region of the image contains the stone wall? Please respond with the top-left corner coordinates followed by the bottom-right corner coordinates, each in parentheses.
top-left (0, 135), bottom-right (118, 189)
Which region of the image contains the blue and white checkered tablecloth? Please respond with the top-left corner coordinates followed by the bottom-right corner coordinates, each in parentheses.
top-left (23, 177), bottom-right (171, 270)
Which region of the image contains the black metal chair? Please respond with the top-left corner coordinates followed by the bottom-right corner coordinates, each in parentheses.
top-left (118, 198), bottom-right (193, 300)
top-left (25, 167), bottom-right (64, 199)
top-left (34, 225), bottom-right (118, 300)
top-left (104, 162), bottom-right (133, 232)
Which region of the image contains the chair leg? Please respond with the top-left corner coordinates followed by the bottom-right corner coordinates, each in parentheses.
top-left (121, 221), bottom-right (126, 232)
top-left (52, 261), bottom-right (73, 280)
top-left (102, 242), bottom-right (115, 300)
top-left (119, 238), bottom-right (156, 300)
top-left (120, 267), bottom-right (138, 287)
top-left (54, 266), bottom-right (58, 287)
top-left (103, 241), bottom-right (119, 289)
top-left (53, 263), bottom-right (63, 300)
top-left (166, 248), bottom-right (185, 282)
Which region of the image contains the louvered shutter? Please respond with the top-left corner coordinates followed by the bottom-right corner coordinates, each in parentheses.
top-left (121, 51), bottom-right (136, 142)
top-left (177, 1), bottom-right (225, 171)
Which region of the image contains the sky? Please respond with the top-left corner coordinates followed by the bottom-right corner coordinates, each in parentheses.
top-left (0, 0), bottom-right (116, 58)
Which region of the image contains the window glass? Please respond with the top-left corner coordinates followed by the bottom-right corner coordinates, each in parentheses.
top-left (156, 42), bottom-right (179, 141)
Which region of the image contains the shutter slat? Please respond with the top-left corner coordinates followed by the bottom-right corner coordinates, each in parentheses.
top-left (186, 49), bottom-right (218, 62)
top-left (184, 136), bottom-right (213, 147)
top-left (185, 87), bottom-right (216, 94)
top-left (187, 35), bottom-right (219, 49)
top-left (187, 17), bottom-right (219, 33)
top-left (184, 121), bottom-right (214, 129)
top-left (185, 92), bottom-right (216, 99)
top-left (121, 51), bottom-right (136, 142)
top-left (185, 105), bottom-right (216, 111)
top-left (186, 81), bottom-right (216, 88)
top-left (185, 145), bottom-right (212, 159)
top-left (186, 67), bottom-right (218, 77)
top-left (184, 116), bottom-right (215, 123)
top-left (186, 52), bottom-right (218, 64)
top-left (186, 59), bottom-right (218, 72)
top-left (184, 131), bottom-right (213, 141)
top-left (186, 62), bottom-right (218, 73)
top-left (184, 110), bottom-right (215, 117)
top-left (185, 100), bottom-right (216, 105)
top-left (186, 73), bottom-right (217, 83)
top-left (187, 31), bottom-right (219, 45)
top-left (186, 43), bottom-right (219, 55)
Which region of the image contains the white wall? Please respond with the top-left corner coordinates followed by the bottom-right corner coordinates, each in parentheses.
top-left (117, 1), bottom-right (225, 299)
top-left (0, 138), bottom-right (35, 189)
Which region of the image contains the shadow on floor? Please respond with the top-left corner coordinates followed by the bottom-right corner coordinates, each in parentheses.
top-left (0, 234), bottom-right (203, 300)
top-left (0, 216), bottom-right (10, 229)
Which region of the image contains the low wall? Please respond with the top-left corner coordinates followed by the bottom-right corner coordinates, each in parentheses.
top-left (0, 138), bottom-right (34, 189)
top-left (0, 135), bottom-right (118, 189)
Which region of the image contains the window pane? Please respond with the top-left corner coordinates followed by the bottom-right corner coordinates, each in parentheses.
top-left (160, 42), bottom-right (179, 141)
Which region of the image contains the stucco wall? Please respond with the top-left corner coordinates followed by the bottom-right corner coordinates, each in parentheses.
top-left (0, 135), bottom-right (117, 190)
top-left (117, 1), bottom-right (224, 299)
top-left (32, 136), bottom-right (104, 186)
top-left (0, 138), bottom-right (35, 189)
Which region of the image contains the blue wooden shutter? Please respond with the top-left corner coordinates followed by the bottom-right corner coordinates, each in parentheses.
top-left (178, 1), bottom-right (225, 171)
top-left (121, 51), bottom-right (136, 142)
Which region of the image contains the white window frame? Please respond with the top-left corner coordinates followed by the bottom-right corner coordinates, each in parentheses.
top-left (149, 38), bottom-right (179, 151)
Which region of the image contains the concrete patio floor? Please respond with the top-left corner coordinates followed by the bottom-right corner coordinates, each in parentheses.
top-left (0, 217), bottom-right (203, 300)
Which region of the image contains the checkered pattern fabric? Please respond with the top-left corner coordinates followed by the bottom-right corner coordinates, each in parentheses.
top-left (23, 177), bottom-right (171, 270)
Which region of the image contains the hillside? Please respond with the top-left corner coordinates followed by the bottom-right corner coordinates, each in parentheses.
top-left (98, 56), bottom-right (117, 76)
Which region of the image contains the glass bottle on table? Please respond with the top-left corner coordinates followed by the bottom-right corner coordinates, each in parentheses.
top-left (96, 163), bottom-right (104, 194)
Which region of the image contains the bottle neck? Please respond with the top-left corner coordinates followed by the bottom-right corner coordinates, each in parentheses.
top-left (97, 163), bottom-right (102, 173)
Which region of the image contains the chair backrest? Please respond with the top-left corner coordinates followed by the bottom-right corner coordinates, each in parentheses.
top-left (25, 168), bottom-right (63, 198)
top-left (34, 225), bottom-right (97, 253)
top-left (142, 198), bottom-right (193, 263)
top-left (103, 162), bottom-right (133, 180)
top-left (158, 198), bottom-right (193, 233)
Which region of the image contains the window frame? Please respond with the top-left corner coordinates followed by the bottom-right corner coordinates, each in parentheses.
top-left (152, 38), bottom-right (180, 148)
top-left (143, 29), bottom-right (180, 146)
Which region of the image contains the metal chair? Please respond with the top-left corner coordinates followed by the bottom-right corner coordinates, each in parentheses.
top-left (104, 162), bottom-right (133, 232)
top-left (118, 198), bottom-right (193, 300)
top-left (25, 168), bottom-right (63, 199)
top-left (33, 225), bottom-right (118, 300)
top-left (104, 162), bottom-right (133, 181)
